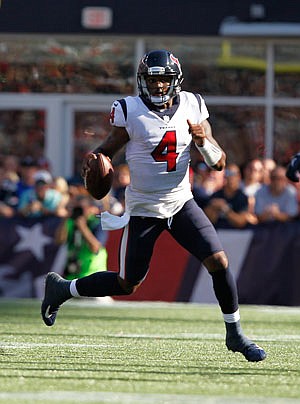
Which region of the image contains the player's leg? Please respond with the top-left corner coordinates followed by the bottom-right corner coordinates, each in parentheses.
top-left (203, 252), bottom-right (266, 361)
top-left (41, 216), bottom-right (164, 326)
top-left (74, 216), bottom-right (164, 297)
top-left (41, 255), bottom-right (130, 326)
top-left (169, 199), bottom-right (266, 362)
top-left (41, 272), bottom-right (73, 326)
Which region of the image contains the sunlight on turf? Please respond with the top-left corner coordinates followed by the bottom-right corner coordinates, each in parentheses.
top-left (0, 299), bottom-right (299, 404)
top-left (0, 391), bottom-right (300, 404)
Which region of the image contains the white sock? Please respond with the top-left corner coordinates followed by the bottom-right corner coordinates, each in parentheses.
top-left (70, 279), bottom-right (81, 297)
top-left (223, 309), bottom-right (240, 323)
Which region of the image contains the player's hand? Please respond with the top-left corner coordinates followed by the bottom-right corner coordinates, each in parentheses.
top-left (187, 119), bottom-right (206, 147)
top-left (81, 152), bottom-right (97, 179)
top-left (286, 153), bottom-right (300, 182)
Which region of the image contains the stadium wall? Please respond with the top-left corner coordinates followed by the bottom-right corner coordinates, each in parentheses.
top-left (0, 217), bottom-right (299, 306)
top-left (0, 1), bottom-right (299, 35)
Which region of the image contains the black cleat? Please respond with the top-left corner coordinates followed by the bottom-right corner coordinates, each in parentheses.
top-left (41, 272), bottom-right (72, 326)
top-left (225, 321), bottom-right (267, 362)
top-left (226, 337), bottom-right (267, 362)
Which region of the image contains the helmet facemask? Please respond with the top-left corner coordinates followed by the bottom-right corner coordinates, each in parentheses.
top-left (137, 50), bottom-right (184, 106)
top-left (138, 73), bottom-right (181, 106)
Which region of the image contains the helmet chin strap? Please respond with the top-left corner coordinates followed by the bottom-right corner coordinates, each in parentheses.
top-left (150, 94), bottom-right (171, 106)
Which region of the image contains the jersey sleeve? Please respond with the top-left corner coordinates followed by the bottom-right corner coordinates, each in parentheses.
top-left (109, 99), bottom-right (127, 127)
top-left (196, 93), bottom-right (209, 122)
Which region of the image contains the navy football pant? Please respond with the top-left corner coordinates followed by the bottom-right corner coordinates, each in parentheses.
top-left (76, 198), bottom-right (238, 313)
top-left (119, 198), bottom-right (223, 285)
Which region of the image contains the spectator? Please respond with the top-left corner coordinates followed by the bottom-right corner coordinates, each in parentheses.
top-left (262, 158), bottom-right (276, 185)
top-left (53, 176), bottom-right (70, 217)
top-left (3, 155), bottom-right (20, 179)
top-left (58, 194), bottom-right (109, 281)
top-left (254, 166), bottom-right (298, 223)
top-left (16, 156), bottom-right (39, 201)
top-left (37, 156), bottom-right (51, 172)
top-left (240, 159), bottom-right (264, 213)
top-left (17, 170), bottom-right (63, 217)
top-left (68, 175), bottom-right (124, 216)
top-left (193, 162), bottom-right (224, 208)
top-left (67, 181), bottom-right (89, 200)
top-left (204, 163), bottom-right (257, 228)
top-left (0, 201), bottom-right (15, 217)
top-left (0, 159), bottom-right (19, 212)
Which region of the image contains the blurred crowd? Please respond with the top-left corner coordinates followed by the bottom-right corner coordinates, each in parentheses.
top-left (192, 157), bottom-right (300, 228)
top-left (0, 153), bottom-right (126, 219)
top-left (0, 61), bottom-right (134, 95)
top-left (2, 60), bottom-right (300, 98)
top-left (0, 153), bottom-right (299, 227)
top-left (0, 153), bottom-right (129, 290)
top-left (0, 60), bottom-right (263, 96)
top-left (0, 152), bottom-right (299, 286)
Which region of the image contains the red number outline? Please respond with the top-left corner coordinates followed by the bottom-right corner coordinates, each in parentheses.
top-left (151, 130), bottom-right (178, 172)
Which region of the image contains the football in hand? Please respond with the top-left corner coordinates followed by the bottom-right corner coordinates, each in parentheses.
top-left (84, 153), bottom-right (114, 200)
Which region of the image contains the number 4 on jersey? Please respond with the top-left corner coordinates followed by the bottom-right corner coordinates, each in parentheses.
top-left (151, 130), bottom-right (179, 172)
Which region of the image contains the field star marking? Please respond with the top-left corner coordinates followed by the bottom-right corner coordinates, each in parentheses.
top-left (14, 223), bottom-right (52, 261)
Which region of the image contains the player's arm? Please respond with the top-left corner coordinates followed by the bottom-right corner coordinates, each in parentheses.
top-left (187, 119), bottom-right (226, 171)
top-left (81, 126), bottom-right (129, 178)
top-left (92, 126), bottom-right (130, 159)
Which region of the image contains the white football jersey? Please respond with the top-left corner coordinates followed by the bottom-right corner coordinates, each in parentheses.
top-left (110, 91), bottom-right (209, 218)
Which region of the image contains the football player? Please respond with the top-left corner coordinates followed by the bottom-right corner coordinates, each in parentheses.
top-left (286, 152), bottom-right (300, 182)
top-left (41, 50), bottom-right (266, 362)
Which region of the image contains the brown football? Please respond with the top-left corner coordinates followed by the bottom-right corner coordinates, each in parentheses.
top-left (84, 153), bottom-right (114, 200)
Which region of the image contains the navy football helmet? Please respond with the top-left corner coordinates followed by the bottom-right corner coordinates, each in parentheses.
top-left (286, 152), bottom-right (300, 182)
top-left (137, 49), bottom-right (184, 106)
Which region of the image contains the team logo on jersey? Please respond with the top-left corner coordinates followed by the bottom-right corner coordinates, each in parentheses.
top-left (163, 115), bottom-right (170, 123)
top-left (170, 54), bottom-right (180, 67)
top-left (110, 107), bottom-right (115, 123)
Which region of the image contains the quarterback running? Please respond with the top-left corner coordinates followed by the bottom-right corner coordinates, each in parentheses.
top-left (41, 49), bottom-right (266, 362)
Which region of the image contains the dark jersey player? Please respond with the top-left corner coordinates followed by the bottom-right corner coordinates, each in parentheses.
top-left (41, 50), bottom-right (266, 362)
top-left (286, 153), bottom-right (300, 182)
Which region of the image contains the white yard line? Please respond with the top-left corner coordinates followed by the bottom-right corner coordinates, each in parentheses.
top-left (0, 331), bottom-right (300, 351)
top-left (0, 391), bottom-right (299, 404)
top-left (0, 342), bottom-right (110, 349)
top-left (68, 299), bottom-right (300, 313)
top-left (107, 333), bottom-right (300, 341)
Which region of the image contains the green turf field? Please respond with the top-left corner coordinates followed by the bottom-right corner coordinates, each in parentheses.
top-left (0, 299), bottom-right (299, 404)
